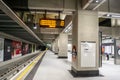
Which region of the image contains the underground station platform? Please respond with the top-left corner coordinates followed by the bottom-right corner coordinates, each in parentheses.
top-left (0, 50), bottom-right (118, 80)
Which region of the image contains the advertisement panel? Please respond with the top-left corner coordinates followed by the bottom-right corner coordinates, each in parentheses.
top-left (22, 43), bottom-right (29, 55)
top-left (12, 41), bottom-right (22, 58)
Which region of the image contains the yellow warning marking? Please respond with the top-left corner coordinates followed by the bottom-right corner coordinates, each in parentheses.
top-left (16, 62), bottom-right (34, 80)
top-left (16, 51), bottom-right (46, 80)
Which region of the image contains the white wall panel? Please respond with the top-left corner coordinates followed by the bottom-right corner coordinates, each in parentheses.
top-left (0, 38), bottom-right (4, 62)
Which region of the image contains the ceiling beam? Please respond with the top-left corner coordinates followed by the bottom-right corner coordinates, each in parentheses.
top-left (0, 22), bottom-right (18, 25)
top-left (0, 20), bottom-right (15, 22)
top-left (0, 32), bottom-right (34, 44)
top-left (82, 0), bottom-right (106, 10)
top-left (0, 25), bottom-right (20, 27)
top-left (0, 27), bottom-right (23, 29)
top-left (0, 16), bottom-right (11, 20)
top-left (1, 31), bottom-right (27, 33)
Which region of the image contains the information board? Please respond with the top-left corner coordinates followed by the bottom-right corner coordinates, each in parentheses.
top-left (81, 41), bottom-right (96, 67)
top-left (39, 19), bottom-right (64, 28)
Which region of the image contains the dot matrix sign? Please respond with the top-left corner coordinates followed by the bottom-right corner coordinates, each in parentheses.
top-left (40, 19), bottom-right (64, 28)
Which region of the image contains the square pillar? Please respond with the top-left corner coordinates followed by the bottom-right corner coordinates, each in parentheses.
top-left (54, 39), bottom-right (59, 54)
top-left (32, 44), bottom-right (33, 52)
top-left (71, 10), bottom-right (99, 76)
top-left (35, 44), bottom-right (36, 52)
top-left (58, 33), bottom-right (68, 58)
top-left (51, 42), bottom-right (55, 52)
top-left (115, 39), bottom-right (120, 65)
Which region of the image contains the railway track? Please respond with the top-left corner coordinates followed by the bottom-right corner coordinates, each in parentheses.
top-left (0, 51), bottom-right (41, 80)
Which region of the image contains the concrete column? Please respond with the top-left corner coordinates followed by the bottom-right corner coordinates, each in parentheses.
top-left (58, 33), bottom-right (68, 58)
top-left (71, 10), bottom-right (99, 76)
top-left (35, 44), bottom-right (36, 52)
top-left (115, 39), bottom-right (120, 65)
top-left (51, 42), bottom-right (54, 52)
top-left (52, 42), bottom-right (56, 53)
top-left (54, 39), bottom-right (59, 54)
top-left (32, 44), bottom-right (33, 52)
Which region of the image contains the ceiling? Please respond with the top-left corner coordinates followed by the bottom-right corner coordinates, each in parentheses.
top-left (0, 0), bottom-right (43, 45)
top-left (0, 10), bottom-right (41, 44)
top-left (0, 0), bottom-right (73, 45)
top-left (1, 0), bottom-right (120, 45)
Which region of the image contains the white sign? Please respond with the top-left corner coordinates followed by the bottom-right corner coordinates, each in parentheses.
top-left (81, 41), bottom-right (96, 67)
top-left (102, 39), bottom-right (114, 44)
top-left (118, 49), bottom-right (120, 55)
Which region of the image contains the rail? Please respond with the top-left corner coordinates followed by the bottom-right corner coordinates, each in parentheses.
top-left (0, 51), bottom-right (46, 80)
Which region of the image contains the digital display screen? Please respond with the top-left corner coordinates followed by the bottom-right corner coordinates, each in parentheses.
top-left (39, 19), bottom-right (64, 28)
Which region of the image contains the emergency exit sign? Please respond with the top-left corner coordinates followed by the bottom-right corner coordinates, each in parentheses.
top-left (39, 19), bottom-right (64, 28)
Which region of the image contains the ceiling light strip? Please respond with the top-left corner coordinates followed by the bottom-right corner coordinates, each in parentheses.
top-left (62, 21), bottom-right (72, 33)
top-left (83, 0), bottom-right (93, 9)
top-left (93, 0), bottom-right (106, 10)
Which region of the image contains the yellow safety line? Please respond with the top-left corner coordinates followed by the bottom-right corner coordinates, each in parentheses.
top-left (16, 51), bottom-right (46, 80)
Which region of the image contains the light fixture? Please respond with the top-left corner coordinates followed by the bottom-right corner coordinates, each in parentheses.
top-left (106, 0), bottom-right (110, 17)
top-left (95, 0), bottom-right (99, 3)
top-left (110, 13), bottom-right (120, 18)
top-left (106, 14), bottom-right (111, 17)
top-left (33, 10), bottom-right (37, 29)
top-left (33, 24), bottom-right (37, 29)
top-left (64, 24), bottom-right (72, 33)
top-left (68, 26), bottom-right (71, 30)
top-left (62, 21), bottom-right (72, 33)
top-left (33, 23), bottom-right (37, 29)
top-left (65, 30), bottom-right (68, 33)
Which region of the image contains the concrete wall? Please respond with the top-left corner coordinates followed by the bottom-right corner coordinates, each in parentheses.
top-left (97, 0), bottom-right (120, 13)
top-left (99, 26), bottom-right (120, 38)
top-left (99, 27), bottom-right (112, 36)
top-left (28, 0), bottom-right (76, 11)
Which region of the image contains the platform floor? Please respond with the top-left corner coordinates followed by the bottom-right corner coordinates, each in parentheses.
top-left (33, 50), bottom-right (120, 80)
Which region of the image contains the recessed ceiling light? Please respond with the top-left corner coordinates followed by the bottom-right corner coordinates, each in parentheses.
top-left (33, 24), bottom-right (37, 29)
top-left (107, 14), bottom-right (111, 17)
top-left (33, 26), bottom-right (37, 29)
top-left (95, 0), bottom-right (99, 3)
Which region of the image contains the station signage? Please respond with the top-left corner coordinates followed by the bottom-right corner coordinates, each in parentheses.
top-left (102, 39), bottom-right (114, 44)
top-left (39, 19), bottom-right (64, 28)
